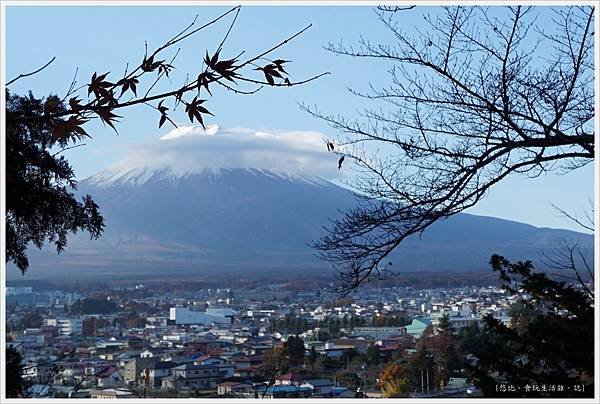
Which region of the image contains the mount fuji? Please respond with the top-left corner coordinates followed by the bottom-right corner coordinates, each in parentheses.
top-left (12, 165), bottom-right (593, 280)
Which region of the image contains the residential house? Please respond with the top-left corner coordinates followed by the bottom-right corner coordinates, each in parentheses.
top-left (95, 366), bottom-right (124, 388)
top-left (194, 355), bottom-right (226, 366)
top-left (139, 348), bottom-right (163, 358)
top-left (217, 381), bottom-right (255, 397)
top-left (170, 364), bottom-right (223, 390)
top-left (256, 384), bottom-right (312, 398)
top-left (145, 361), bottom-right (176, 388)
top-left (319, 339), bottom-right (368, 358)
top-left (123, 357), bottom-right (154, 385)
top-left (233, 355), bottom-right (262, 378)
top-left (89, 388), bottom-right (136, 398)
top-left (275, 372), bottom-right (304, 386)
top-left (301, 379), bottom-right (335, 396)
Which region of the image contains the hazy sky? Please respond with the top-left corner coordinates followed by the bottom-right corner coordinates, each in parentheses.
top-left (5, 5), bottom-right (595, 232)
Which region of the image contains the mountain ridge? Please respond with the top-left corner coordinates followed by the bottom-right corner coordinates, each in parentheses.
top-left (9, 166), bottom-right (593, 280)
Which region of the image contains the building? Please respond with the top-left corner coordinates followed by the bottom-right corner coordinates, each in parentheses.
top-left (7, 286), bottom-right (32, 295)
top-left (301, 379), bottom-right (335, 396)
top-left (217, 381), bottom-right (254, 397)
top-left (7, 287), bottom-right (49, 306)
top-left (123, 357), bottom-right (154, 385)
top-left (169, 307), bottom-right (234, 325)
top-left (170, 364), bottom-right (223, 389)
top-left (275, 372), bottom-right (304, 386)
top-left (319, 339), bottom-right (368, 358)
top-left (126, 336), bottom-right (146, 350)
top-left (145, 361), bottom-right (177, 388)
top-left (351, 326), bottom-right (407, 340)
top-left (256, 385), bottom-right (313, 398)
top-left (89, 388), bottom-right (135, 398)
top-left (405, 318), bottom-right (432, 338)
top-left (194, 355), bottom-right (226, 366)
top-left (56, 319), bottom-right (83, 336)
top-left (140, 348), bottom-right (163, 358)
top-left (33, 318), bottom-right (79, 337)
top-left (94, 366), bottom-right (124, 388)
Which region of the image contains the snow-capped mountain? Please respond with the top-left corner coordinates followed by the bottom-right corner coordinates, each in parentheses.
top-left (86, 166), bottom-right (333, 188)
top-left (14, 165), bottom-right (593, 280)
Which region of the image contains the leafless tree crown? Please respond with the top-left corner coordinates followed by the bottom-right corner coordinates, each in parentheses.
top-left (302, 6), bottom-right (595, 294)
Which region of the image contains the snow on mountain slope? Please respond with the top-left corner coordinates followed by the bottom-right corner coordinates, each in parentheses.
top-left (14, 168), bottom-right (593, 279)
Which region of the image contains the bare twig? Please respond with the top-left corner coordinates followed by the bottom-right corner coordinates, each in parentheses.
top-left (7, 57), bottom-right (56, 86)
top-left (377, 5), bottom-right (416, 12)
top-left (552, 203), bottom-right (594, 232)
top-left (51, 143), bottom-right (87, 157)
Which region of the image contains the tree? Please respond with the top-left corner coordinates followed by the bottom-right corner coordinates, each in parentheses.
top-left (69, 297), bottom-right (118, 315)
top-left (19, 312), bottom-right (43, 330)
top-left (303, 5), bottom-right (594, 293)
top-left (467, 255), bottom-right (594, 397)
top-left (379, 364), bottom-right (410, 397)
top-left (6, 346), bottom-right (24, 398)
top-left (339, 348), bottom-right (359, 367)
top-left (283, 335), bottom-right (306, 367)
top-left (6, 91), bottom-right (105, 273)
top-left (365, 345), bottom-right (381, 366)
top-left (6, 6), bottom-right (327, 274)
top-left (415, 322), bottom-right (461, 392)
top-left (436, 313), bottom-right (452, 336)
top-left (335, 370), bottom-right (361, 390)
top-left (258, 347), bottom-right (287, 382)
top-left (307, 346), bottom-right (319, 369)
top-left (408, 339), bottom-right (434, 393)
top-left (258, 336), bottom-right (306, 386)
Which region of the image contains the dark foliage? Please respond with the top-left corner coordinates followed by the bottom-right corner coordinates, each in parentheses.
top-left (372, 312), bottom-right (409, 327)
top-left (18, 311), bottom-right (43, 330)
top-left (6, 346), bottom-right (24, 398)
top-left (436, 313), bottom-right (452, 336)
top-left (283, 335), bottom-right (306, 366)
top-left (365, 344), bottom-right (382, 366)
top-left (467, 255), bottom-right (594, 397)
top-left (6, 91), bottom-right (104, 273)
top-left (335, 370), bottom-right (361, 390)
top-left (69, 297), bottom-right (119, 315)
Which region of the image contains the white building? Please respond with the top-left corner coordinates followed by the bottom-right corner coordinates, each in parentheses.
top-left (7, 286), bottom-right (32, 295)
top-left (57, 318), bottom-right (83, 335)
top-left (351, 327), bottom-right (406, 340)
top-left (43, 318), bottom-right (82, 335)
top-left (169, 307), bottom-right (234, 325)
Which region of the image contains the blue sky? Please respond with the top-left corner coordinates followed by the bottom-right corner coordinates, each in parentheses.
top-left (4, 5), bottom-right (595, 232)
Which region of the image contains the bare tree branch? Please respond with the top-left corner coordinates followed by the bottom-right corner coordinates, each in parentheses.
top-left (552, 202), bottom-right (594, 232)
top-left (377, 5), bottom-right (416, 13)
top-left (7, 57), bottom-right (56, 86)
top-left (305, 6), bottom-right (595, 294)
top-left (542, 240), bottom-right (594, 300)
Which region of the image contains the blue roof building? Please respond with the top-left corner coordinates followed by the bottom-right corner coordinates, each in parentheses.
top-left (405, 318), bottom-right (432, 339)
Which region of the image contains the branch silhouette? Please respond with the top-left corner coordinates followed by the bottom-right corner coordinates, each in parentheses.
top-left (305, 5), bottom-right (595, 294)
top-left (7, 56), bottom-right (56, 86)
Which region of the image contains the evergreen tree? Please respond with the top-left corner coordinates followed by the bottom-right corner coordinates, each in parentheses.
top-left (6, 346), bottom-right (24, 398)
top-left (437, 313), bottom-right (452, 336)
top-left (283, 335), bottom-right (305, 367)
top-left (467, 255), bottom-right (594, 398)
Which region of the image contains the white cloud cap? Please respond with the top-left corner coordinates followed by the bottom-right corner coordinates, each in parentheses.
top-left (97, 125), bottom-right (342, 180)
